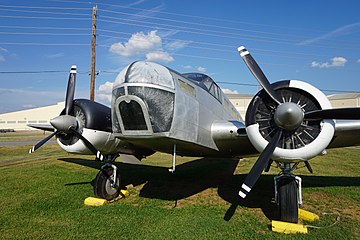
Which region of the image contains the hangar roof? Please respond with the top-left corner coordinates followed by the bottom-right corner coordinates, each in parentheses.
top-left (327, 92), bottom-right (360, 100)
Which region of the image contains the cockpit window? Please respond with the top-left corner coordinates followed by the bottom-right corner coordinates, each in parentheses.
top-left (183, 73), bottom-right (222, 103)
top-left (182, 73), bottom-right (209, 82)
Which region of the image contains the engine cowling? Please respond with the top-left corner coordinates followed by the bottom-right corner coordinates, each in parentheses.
top-left (245, 80), bottom-right (335, 162)
top-left (56, 99), bottom-right (121, 155)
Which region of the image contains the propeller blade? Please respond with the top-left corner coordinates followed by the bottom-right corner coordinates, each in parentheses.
top-left (238, 46), bottom-right (281, 105)
top-left (305, 108), bottom-right (360, 120)
top-left (69, 128), bottom-right (104, 161)
top-left (29, 131), bottom-right (57, 153)
top-left (27, 124), bottom-right (55, 132)
top-left (65, 65), bottom-right (77, 115)
top-left (239, 129), bottom-right (282, 198)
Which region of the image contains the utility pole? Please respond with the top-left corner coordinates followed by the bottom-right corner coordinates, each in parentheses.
top-left (90, 6), bottom-right (97, 101)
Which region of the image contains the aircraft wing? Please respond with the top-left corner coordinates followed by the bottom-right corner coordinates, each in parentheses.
top-left (328, 120), bottom-right (360, 148)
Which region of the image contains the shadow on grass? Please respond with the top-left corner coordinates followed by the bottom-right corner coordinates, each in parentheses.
top-left (59, 157), bottom-right (360, 221)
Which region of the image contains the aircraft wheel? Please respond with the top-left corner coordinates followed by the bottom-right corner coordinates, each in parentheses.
top-left (278, 177), bottom-right (298, 223)
top-left (94, 167), bottom-right (120, 201)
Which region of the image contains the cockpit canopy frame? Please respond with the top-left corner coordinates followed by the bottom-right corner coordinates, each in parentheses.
top-left (182, 73), bottom-right (222, 102)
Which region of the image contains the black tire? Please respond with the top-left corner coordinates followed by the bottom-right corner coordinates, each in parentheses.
top-left (94, 167), bottom-right (120, 201)
top-left (278, 177), bottom-right (298, 223)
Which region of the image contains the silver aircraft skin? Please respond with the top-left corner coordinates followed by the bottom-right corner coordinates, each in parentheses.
top-left (29, 47), bottom-right (360, 223)
top-left (110, 61), bottom-right (253, 158)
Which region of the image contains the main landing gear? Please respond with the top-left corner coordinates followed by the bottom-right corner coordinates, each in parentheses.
top-left (273, 162), bottom-right (303, 223)
top-left (93, 154), bottom-right (121, 201)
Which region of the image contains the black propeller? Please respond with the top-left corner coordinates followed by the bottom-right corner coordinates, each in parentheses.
top-left (29, 131), bottom-right (57, 153)
top-left (237, 46), bottom-right (360, 198)
top-left (65, 66), bottom-right (77, 115)
top-left (237, 46), bottom-right (282, 105)
top-left (305, 108), bottom-right (360, 120)
top-left (29, 65), bottom-right (104, 161)
top-left (239, 129), bottom-right (282, 198)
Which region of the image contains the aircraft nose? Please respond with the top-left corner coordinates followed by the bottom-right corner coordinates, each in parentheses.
top-left (112, 61), bottom-right (176, 134)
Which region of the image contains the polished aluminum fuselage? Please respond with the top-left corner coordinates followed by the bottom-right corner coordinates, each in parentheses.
top-left (111, 61), bottom-right (256, 157)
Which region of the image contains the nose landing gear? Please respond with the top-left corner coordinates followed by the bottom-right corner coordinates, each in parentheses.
top-left (274, 162), bottom-right (303, 223)
top-left (93, 155), bottom-right (121, 201)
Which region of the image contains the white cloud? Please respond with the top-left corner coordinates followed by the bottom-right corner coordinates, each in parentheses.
top-left (196, 66), bottom-right (206, 72)
top-left (311, 57), bottom-right (347, 68)
top-left (357, 59), bottom-right (360, 63)
top-left (298, 22), bottom-right (360, 45)
top-left (146, 51), bottom-right (174, 63)
top-left (109, 30), bottom-right (176, 63)
top-left (128, 0), bottom-right (146, 6)
top-left (109, 30), bottom-right (162, 57)
top-left (97, 81), bottom-right (113, 105)
top-left (46, 52), bottom-right (64, 59)
top-left (182, 65), bottom-right (192, 69)
top-left (181, 65), bottom-right (207, 72)
top-left (165, 40), bottom-right (190, 50)
top-left (0, 47), bottom-right (8, 52)
top-left (222, 88), bottom-right (239, 94)
top-left (0, 47), bottom-right (8, 62)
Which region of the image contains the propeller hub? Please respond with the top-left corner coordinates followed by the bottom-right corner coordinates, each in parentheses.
top-left (50, 115), bottom-right (78, 133)
top-left (274, 102), bottom-right (304, 131)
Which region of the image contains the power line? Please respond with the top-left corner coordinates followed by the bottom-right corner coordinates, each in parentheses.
top-left (0, 70), bottom-right (91, 74)
top-left (0, 70), bottom-right (68, 74)
top-left (41, 0), bottom-right (360, 52)
top-left (44, 0), bottom-right (330, 34)
top-left (0, 4), bottom-right (91, 11)
top-left (99, 34), bottom-right (310, 60)
top-left (97, 29), bottom-right (333, 58)
top-left (0, 7), bottom-right (91, 16)
top-left (98, 14), bottom-right (302, 45)
top-left (98, 9), bottom-right (307, 40)
top-left (97, 18), bottom-right (292, 46)
top-left (0, 32), bottom-right (89, 36)
top-left (97, 8), bottom-right (359, 46)
top-left (97, 18), bottom-right (358, 50)
top-left (0, 42), bottom-right (89, 46)
top-left (0, 25), bottom-right (90, 31)
top-left (97, 33), bottom-right (333, 61)
top-left (0, 15), bottom-right (89, 21)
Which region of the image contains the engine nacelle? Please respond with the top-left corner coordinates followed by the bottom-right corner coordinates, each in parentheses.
top-left (56, 99), bottom-right (122, 155)
top-left (245, 80), bottom-right (335, 162)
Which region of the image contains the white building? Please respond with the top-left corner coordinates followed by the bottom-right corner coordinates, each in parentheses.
top-left (0, 102), bottom-right (64, 131)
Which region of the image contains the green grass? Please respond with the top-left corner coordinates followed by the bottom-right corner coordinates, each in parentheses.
top-left (0, 132), bottom-right (359, 239)
top-left (0, 131), bottom-right (48, 142)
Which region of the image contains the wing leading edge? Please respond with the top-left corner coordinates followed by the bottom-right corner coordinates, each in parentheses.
top-left (328, 120), bottom-right (360, 148)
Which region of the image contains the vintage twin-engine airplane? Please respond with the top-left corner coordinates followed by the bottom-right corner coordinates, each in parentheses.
top-left (29, 46), bottom-right (360, 223)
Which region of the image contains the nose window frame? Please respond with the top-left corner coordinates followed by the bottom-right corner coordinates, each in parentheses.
top-left (115, 95), bottom-right (153, 135)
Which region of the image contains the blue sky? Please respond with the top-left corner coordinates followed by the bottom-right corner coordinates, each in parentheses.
top-left (0, 0), bottom-right (359, 113)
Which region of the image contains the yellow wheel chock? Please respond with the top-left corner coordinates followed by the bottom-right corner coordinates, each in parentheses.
top-left (272, 209), bottom-right (320, 234)
top-left (84, 189), bottom-right (130, 206)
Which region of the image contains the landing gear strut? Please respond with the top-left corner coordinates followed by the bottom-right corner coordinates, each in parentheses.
top-left (274, 162), bottom-right (302, 223)
top-left (93, 155), bottom-right (121, 201)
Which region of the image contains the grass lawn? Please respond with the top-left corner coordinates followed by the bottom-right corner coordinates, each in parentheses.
top-left (0, 132), bottom-right (359, 239)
